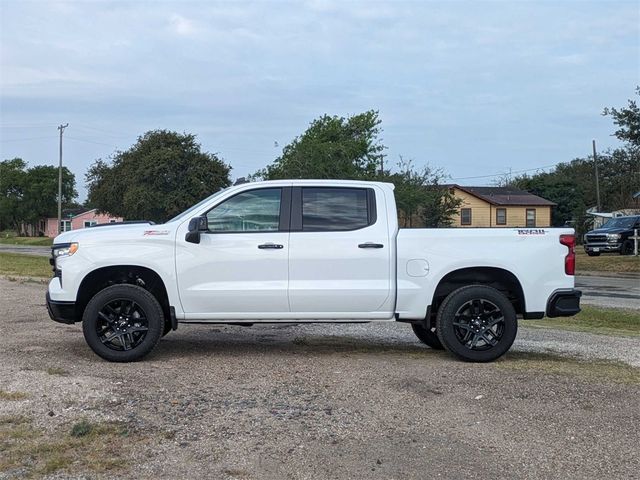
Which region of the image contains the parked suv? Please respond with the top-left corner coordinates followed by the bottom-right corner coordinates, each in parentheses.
top-left (583, 215), bottom-right (640, 256)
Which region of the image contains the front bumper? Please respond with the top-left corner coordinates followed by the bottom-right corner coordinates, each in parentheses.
top-left (546, 289), bottom-right (582, 318)
top-left (46, 292), bottom-right (77, 324)
top-left (584, 243), bottom-right (621, 253)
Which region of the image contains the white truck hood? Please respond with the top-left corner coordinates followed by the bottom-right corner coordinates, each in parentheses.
top-left (53, 223), bottom-right (176, 246)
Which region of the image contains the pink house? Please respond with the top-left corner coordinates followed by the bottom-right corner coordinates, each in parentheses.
top-left (44, 209), bottom-right (123, 238)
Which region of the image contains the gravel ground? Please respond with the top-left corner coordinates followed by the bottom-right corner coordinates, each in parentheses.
top-left (1, 278), bottom-right (639, 480)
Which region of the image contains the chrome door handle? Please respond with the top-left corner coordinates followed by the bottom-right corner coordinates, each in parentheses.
top-left (258, 243), bottom-right (284, 249)
top-left (358, 242), bottom-right (384, 249)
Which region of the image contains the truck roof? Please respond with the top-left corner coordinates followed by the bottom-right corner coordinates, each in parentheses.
top-left (247, 179), bottom-right (396, 189)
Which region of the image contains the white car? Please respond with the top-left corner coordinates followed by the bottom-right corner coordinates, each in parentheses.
top-left (47, 180), bottom-right (581, 362)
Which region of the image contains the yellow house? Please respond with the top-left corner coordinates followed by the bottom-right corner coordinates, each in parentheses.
top-left (448, 185), bottom-right (555, 228)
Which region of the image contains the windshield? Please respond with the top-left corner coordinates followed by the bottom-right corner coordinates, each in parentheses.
top-left (167, 188), bottom-right (229, 223)
top-left (600, 217), bottom-right (637, 229)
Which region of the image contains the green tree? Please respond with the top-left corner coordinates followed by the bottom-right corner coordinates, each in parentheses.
top-left (258, 111), bottom-right (385, 180)
top-left (384, 158), bottom-right (461, 228)
top-left (0, 159), bottom-right (76, 233)
top-left (21, 165), bottom-right (77, 224)
top-left (86, 130), bottom-right (231, 223)
top-left (513, 147), bottom-right (639, 237)
top-left (0, 158), bottom-right (27, 231)
top-left (603, 86), bottom-right (640, 146)
top-left (512, 173), bottom-right (585, 227)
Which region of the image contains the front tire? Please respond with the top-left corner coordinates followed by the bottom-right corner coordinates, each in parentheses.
top-left (82, 284), bottom-right (164, 362)
top-left (436, 285), bottom-right (517, 362)
top-left (411, 323), bottom-right (444, 349)
top-left (620, 240), bottom-right (634, 256)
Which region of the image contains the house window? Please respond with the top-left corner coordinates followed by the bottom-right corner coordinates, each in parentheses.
top-left (496, 208), bottom-right (507, 225)
top-left (461, 208), bottom-right (472, 225)
top-left (60, 220), bottom-right (72, 232)
top-left (526, 209), bottom-right (536, 227)
top-left (83, 220), bottom-right (97, 228)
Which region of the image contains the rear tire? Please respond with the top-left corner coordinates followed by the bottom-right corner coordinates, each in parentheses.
top-left (82, 284), bottom-right (164, 362)
top-left (436, 285), bottom-right (517, 362)
top-left (411, 324), bottom-right (444, 349)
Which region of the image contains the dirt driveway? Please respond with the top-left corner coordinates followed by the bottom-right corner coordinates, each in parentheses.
top-left (1, 278), bottom-right (639, 480)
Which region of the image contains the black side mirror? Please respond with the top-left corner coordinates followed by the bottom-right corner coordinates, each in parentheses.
top-left (185, 215), bottom-right (208, 244)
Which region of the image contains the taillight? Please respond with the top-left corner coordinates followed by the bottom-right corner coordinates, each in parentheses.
top-left (560, 234), bottom-right (575, 275)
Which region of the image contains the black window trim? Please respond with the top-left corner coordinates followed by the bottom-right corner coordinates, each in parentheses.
top-left (496, 207), bottom-right (507, 226)
top-left (526, 208), bottom-right (536, 228)
top-left (290, 186), bottom-right (378, 233)
top-left (461, 207), bottom-right (472, 226)
top-left (201, 186), bottom-right (291, 234)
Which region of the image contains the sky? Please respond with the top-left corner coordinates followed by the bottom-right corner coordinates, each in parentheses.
top-left (1, 0), bottom-right (638, 201)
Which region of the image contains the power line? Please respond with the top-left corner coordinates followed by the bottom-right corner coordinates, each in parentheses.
top-left (0, 123), bottom-right (59, 128)
top-left (73, 125), bottom-right (131, 138)
top-left (0, 136), bottom-right (58, 143)
top-left (65, 136), bottom-right (119, 148)
top-left (450, 163), bottom-right (559, 181)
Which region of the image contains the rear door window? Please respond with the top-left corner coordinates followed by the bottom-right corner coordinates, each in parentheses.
top-left (300, 187), bottom-right (372, 231)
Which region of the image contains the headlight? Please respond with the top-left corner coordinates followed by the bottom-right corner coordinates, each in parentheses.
top-left (52, 242), bottom-right (79, 258)
top-left (606, 233), bottom-right (621, 241)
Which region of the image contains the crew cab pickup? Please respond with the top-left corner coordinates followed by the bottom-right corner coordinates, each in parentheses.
top-left (583, 215), bottom-right (640, 256)
top-left (46, 180), bottom-right (581, 363)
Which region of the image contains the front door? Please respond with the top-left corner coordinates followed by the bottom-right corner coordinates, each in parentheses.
top-left (287, 186), bottom-right (393, 317)
top-left (176, 187), bottom-right (290, 319)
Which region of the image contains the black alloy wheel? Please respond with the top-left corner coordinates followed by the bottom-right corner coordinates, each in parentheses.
top-left (436, 285), bottom-right (517, 362)
top-left (96, 299), bottom-right (149, 351)
top-left (82, 284), bottom-right (164, 362)
top-left (452, 298), bottom-right (504, 351)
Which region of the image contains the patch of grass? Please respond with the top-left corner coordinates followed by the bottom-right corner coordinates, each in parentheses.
top-left (0, 389), bottom-right (28, 401)
top-left (522, 305), bottom-right (640, 337)
top-left (45, 367), bottom-right (69, 376)
top-left (0, 417), bottom-right (140, 477)
top-left (0, 252), bottom-right (51, 278)
top-left (499, 351), bottom-right (640, 385)
top-left (0, 236), bottom-right (53, 246)
top-left (41, 455), bottom-right (73, 475)
top-left (70, 419), bottom-right (93, 437)
top-left (0, 415), bottom-right (30, 426)
top-left (576, 249), bottom-right (640, 273)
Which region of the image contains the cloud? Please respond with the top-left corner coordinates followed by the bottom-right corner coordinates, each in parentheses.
top-left (552, 53), bottom-right (589, 66)
top-left (0, 0), bottom-right (637, 199)
top-left (169, 13), bottom-right (198, 36)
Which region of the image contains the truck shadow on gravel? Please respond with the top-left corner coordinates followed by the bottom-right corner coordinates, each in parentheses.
top-left (150, 333), bottom-right (441, 360)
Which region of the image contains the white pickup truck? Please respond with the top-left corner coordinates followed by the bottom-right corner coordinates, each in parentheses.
top-left (47, 180), bottom-right (581, 363)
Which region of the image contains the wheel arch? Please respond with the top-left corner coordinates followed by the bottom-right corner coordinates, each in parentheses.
top-left (427, 266), bottom-right (525, 327)
top-left (76, 265), bottom-right (172, 328)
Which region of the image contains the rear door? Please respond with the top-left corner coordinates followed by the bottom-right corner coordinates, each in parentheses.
top-left (287, 186), bottom-right (393, 317)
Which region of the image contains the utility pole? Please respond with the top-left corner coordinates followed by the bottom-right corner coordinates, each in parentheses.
top-left (57, 123), bottom-right (69, 234)
top-left (592, 139), bottom-right (601, 212)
